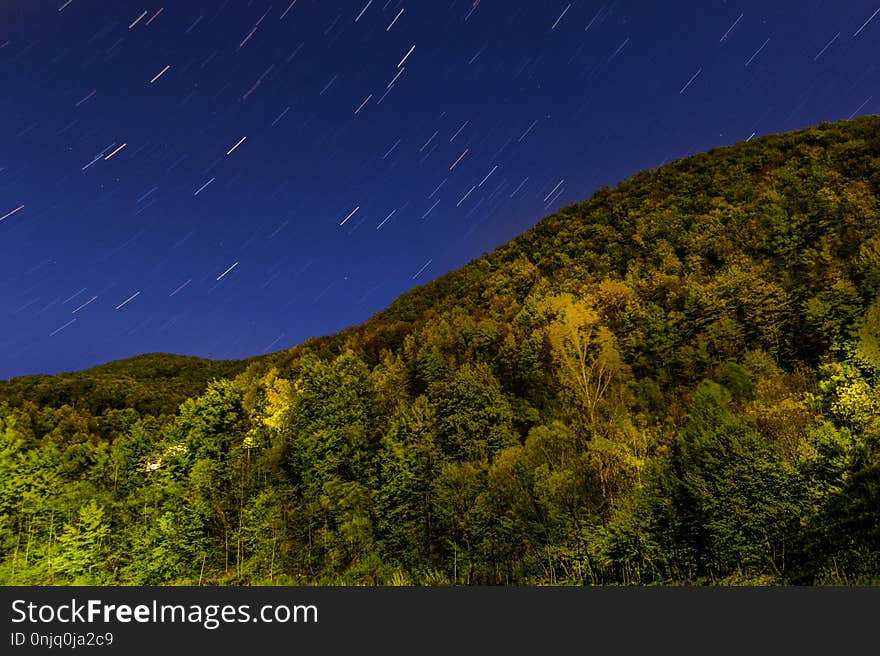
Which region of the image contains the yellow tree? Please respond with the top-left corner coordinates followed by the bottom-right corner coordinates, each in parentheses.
top-left (542, 293), bottom-right (643, 517)
top-left (542, 293), bottom-right (627, 432)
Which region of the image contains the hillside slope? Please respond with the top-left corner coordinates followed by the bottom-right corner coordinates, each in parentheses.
top-left (257, 114), bottom-right (880, 383)
top-left (6, 116), bottom-right (879, 409)
top-left (0, 353), bottom-right (249, 417)
top-left (2, 116), bottom-right (879, 585)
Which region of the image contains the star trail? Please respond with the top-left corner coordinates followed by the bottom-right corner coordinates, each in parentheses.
top-left (1, 0), bottom-right (879, 378)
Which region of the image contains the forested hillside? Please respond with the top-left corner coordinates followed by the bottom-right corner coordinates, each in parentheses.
top-left (3, 116), bottom-right (880, 585)
top-left (0, 354), bottom-right (249, 417)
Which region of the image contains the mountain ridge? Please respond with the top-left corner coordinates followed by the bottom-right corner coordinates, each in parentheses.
top-left (2, 115), bottom-right (879, 585)
top-left (6, 116), bottom-right (877, 403)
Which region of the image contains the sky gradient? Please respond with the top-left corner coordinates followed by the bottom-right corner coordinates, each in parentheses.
top-left (2, 0), bottom-right (879, 379)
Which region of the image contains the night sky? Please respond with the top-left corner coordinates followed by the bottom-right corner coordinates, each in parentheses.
top-left (2, 1), bottom-right (879, 379)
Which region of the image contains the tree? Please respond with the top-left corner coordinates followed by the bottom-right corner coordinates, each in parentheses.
top-left (645, 381), bottom-right (801, 582)
top-left (376, 395), bottom-right (440, 567)
top-left (56, 500), bottom-right (111, 583)
top-left (428, 363), bottom-right (517, 462)
top-left (542, 293), bottom-right (629, 433)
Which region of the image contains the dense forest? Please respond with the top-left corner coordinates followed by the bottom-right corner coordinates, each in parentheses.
top-left (3, 116), bottom-right (880, 585)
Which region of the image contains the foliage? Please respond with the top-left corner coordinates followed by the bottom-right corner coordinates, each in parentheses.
top-left (3, 116), bottom-right (880, 585)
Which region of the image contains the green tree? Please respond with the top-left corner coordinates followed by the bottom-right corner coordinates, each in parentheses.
top-left (641, 382), bottom-right (801, 582)
top-left (56, 500), bottom-right (111, 583)
top-left (428, 363), bottom-right (517, 462)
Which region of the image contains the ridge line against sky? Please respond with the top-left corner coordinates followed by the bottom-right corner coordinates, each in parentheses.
top-left (1, 0), bottom-right (879, 378)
